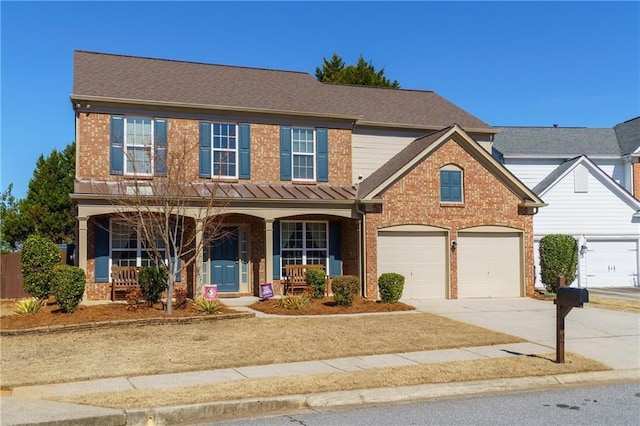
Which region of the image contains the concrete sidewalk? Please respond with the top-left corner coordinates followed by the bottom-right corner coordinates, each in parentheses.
top-left (2, 297), bottom-right (639, 425)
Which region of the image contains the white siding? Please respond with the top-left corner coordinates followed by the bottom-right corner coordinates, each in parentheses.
top-left (502, 159), bottom-right (563, 188)
top-left (503, 158), bottom-right (627, 190)
top-left (594, 159), bottom-right (626, 188)
top-left (534, 164), bottom-right (640, 236)
top-left (352, 129), bottom-right (426, 183)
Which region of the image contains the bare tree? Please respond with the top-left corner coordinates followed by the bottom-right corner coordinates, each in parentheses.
top-left (101, 124), bottom-right (230, 315)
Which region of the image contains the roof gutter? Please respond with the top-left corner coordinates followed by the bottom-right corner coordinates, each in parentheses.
top-left (355, 120), bottom-right (496, 135)
top-left (70, 95), bottom-right (361, 122)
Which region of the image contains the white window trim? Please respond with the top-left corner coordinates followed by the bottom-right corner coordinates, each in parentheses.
top-left (279, 220), bottom-right (329, 278)
top-left (209, 122), bottom-right (239, 179)
top-left (108, 220), bottom-right (166, 279)
top-left (291, 127), bottom-right (316, 182)
top-left (123, 117), bottom-right (154, 177)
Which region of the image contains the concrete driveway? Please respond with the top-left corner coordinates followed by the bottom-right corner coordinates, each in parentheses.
top-left (587, 287), bottom-right (640, 301)
top-left (405, 297), bottom-right (640, 370)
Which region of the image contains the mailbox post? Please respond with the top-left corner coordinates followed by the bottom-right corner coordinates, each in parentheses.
top-left (554, 286), bottom-right (589, 363)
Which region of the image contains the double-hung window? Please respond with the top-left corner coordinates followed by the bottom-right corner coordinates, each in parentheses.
top-left (110, 116), bottom-right (166, 177)
top-left (212, 123), bottom-right (238, 178)
top-left (124, 117), bottom-right (153, 175)
top-left (292, 128), bottom-right (315, 181)
top-left (440, 165), bottom-right (463, 203)
top-left (110, 221), bottom-right (166, 268)
top-left (280, 221), bottom-right (327, 276)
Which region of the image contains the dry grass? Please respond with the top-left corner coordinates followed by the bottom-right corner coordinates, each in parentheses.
top-left (587, 296), bottom-right (640, 314)
top-left (52, 352), bottom-right (609, 409)
top-left (0, 312), bottom-right (523, 389)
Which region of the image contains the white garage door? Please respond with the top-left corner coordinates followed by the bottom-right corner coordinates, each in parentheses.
top-left (586, 240), bottom-right (638, 287)
top-left (377, 231), bottom-right (446, 299)
top-left (458, 232), bottom-right (521, 298)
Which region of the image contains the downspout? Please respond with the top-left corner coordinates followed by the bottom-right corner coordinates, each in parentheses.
top-left (355, 201), bottom-right (367, 298)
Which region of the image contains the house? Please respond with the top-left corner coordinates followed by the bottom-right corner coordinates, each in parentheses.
top-left (493, 117), bottom-right (640, 288)
top-left (71, 50), bottom-right (544, 301)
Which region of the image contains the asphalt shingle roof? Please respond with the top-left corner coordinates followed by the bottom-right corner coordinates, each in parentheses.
top-left (493, 127), bottom-right (621, 157)
top-left (615, 117), bottom-right (640, 155)
top-left (72, 51), bottom-right (492, 131)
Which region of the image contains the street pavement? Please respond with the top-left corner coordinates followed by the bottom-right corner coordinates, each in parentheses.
top-left (1, 297), bottom-right (638, 425)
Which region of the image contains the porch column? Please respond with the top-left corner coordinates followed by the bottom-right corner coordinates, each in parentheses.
top-left (78, 216), bottom-right (88, 302)
top-left (194, 219), bottom-right (204, 298)
top-left (265, 219), bottom-right (274, 284)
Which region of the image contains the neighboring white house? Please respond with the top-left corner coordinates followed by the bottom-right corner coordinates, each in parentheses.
top-left (493, 117), bottom-right (640, 288)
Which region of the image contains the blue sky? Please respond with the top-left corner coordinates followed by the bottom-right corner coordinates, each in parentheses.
top-left (1, 1), bottom-right (638, 199)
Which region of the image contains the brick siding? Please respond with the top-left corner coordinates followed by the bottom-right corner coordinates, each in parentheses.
top-left (364, 138), bottom-right (534, 299)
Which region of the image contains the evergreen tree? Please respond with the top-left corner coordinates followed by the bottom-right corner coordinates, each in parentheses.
top-left (0, 142), bottom-right (76, 249)
top-left (315, 54), bottom-right (400, 88)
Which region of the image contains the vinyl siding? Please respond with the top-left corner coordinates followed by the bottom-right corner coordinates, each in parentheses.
top-left (533, 164), bottom-right (640, 237)
top-left (352, 129), bottom-right (425, 183)
top-left (502, 159), bottom-right (563, 188)
top-left (504, 158), bottom-right (628, 190)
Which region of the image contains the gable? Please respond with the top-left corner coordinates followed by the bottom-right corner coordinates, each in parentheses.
top-left (534, 156), bottom-right (640, 213)
top-left (358, 125), bottom-right (544, 208)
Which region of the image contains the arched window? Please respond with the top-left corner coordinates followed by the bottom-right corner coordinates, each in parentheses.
top-left (440, 165), bottom-right (463, 202)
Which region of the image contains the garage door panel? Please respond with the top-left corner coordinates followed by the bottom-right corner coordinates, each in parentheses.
top-left (377, 232), bottom-right (446, 299)
top-left (458, 232), bottom-right (521, 298)
top-left (586, 240), bottom-right (638, 287)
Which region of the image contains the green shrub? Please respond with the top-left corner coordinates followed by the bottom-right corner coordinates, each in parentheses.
top-left (13, 298), bottom-right (45, 315)
top-left (331, 275), bottom-right (360, 307)
top-left (378, 272), bottom-right (405, 303)
top-left (278, 293), bottom-right (311, 310)
top-left (305, 268), bottom-right (327, 299)
top-left (192, 297), bottom-right (222, 314)
top-left (20, 234), bottom-right (61, 299)
top-left (51, 264), bottom-right (86, 313)
top-left (138, 266), bottom-right (167, 306)
top-left (539, 234), bottom-right (578, 293)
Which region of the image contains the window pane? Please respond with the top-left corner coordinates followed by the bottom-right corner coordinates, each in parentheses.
top-left (306, 222), bottom-right (327, 249)
top-left (113, 250), bottom-right (136, 267)
top-left (126, 147), bottom-right (151, 174)
top-left (112, 223), bottom-right (136, 249)
top-left (126, 118), bottom-right (152, 146)
top-left (281, 222), bottom-right (303, 249)
top-left (293, 154), bottom-right (314, 180)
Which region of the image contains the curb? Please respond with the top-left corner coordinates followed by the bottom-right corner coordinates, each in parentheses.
top-left (122, 369), bottom-right (640, 425)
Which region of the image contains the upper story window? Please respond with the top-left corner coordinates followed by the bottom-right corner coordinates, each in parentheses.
top-left (125, 118), bottom-right (153, 175)
top-left (292, 128), bottom-right (316, 180)
top-left (110, 116), bottom-right (167, 177)
top-left (440, 165), bottom-right (463, 203)
top-left (280, 126), bottom-right (328, 182)
top-left (199, 122), bottom-right (250, 180)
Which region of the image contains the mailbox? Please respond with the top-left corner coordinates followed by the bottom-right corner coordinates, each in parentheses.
top-left (557, 287), bottom-right (589, 307)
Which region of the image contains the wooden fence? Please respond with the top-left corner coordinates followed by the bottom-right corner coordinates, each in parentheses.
top-left (1, 252), bottom-right (27, 299)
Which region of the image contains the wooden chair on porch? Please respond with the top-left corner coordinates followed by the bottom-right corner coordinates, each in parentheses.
top-left (111, 266), bottom-right (140, 301)
top-left (282, 264), bottom-right (325, 295)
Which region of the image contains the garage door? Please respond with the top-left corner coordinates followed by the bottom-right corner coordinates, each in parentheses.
top-left (377, 231), bottom-right (447, 299)
top-left (458, 232), bottom-right (521, 298)
top-left (586, 240), bottom-right (638, 287)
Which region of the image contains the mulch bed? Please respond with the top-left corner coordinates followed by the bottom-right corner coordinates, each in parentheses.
top-left (250, 296), bottom-right (415, 315)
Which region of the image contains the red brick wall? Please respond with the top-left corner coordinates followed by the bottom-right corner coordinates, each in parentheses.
top-left (633, 161), bottom-right (640, 200)
top-left (77, 114), bottom-right (352, 186)
top-left (364, 138), bottom-right (534, 299)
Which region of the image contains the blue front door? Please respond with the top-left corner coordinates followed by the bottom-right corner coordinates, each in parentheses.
top-left (211, 227), bottom-right (239, 292)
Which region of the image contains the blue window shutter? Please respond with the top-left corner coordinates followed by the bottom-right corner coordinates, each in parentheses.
top-left (239, 124), bottom-right (251, 179)
top-left (317, 128), bottom-right (328, 182)
top-left (273, 220), bottom-right (281, 280)
top-left (199, 122), bottom-right (211, 178)
top-left (94, 218), bottom-right (109, 283)
top-left (441, 170), bottom-right (462, 202)
top-left (329, 221), bottom-right (342, 278)
top-left (280, 126), bottom-right (292, 181)
top-left (154, 119), bottom-right (167, 176)
top-left (110, 116), bottom-right (124, 175)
